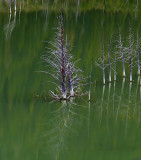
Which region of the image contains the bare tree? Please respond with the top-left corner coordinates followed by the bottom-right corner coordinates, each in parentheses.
top-left (116, 30), bottom-right (126, 77)
top-left (96, 44), bottom-right (108, 85)
top-left (40, 14), bottom-right (84, 100)
top-left (128, 25), bottom-right (134, 82)
top-left (135, 31), bottom-right (141, 76)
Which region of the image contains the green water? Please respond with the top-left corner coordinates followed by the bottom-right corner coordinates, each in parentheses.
top-left (0, 9), bottom-right (141, 160)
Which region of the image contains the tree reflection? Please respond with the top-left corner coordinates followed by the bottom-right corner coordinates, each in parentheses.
top-left (41, 100), bottom-right (82, 159)
top-left (116, 78), bottom-right (125, 121)
top-left (99, 85), bottom-right (105, 124)
top-left (4, 11), bottom-right (16, 39)
top-left (137, 86), bottom-right (141, 127)
top-left (96, 78), bottom-right (141, 130)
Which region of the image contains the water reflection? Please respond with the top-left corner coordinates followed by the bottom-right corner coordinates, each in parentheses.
top-left (39, 82), bottom-right (141, 159)
top-left (116, 78), bottom-right (125, 120)
top-left (4, 11), bottom-right (16, 39)
top-left (99, 85), bottom-right (105, 124)
top-left (106, 83), bottom-right (111, 117)
top-left (112, 81), bottom-right (116, 114)
top-left (133, 76), bottom-right (140, 116)
top-left (138, 86), bottom-right (141, 127)
top-left (97, 79), bottom-right (141, 129)
top-left (41, 99), bottom-right (84, 159)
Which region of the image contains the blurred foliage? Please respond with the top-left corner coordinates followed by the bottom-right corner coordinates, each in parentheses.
top-left (0, 0), bottom-right (141, 13)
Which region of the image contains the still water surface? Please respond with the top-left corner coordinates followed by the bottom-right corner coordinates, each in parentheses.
top-left (0, 10), bottom-right (141, 160)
